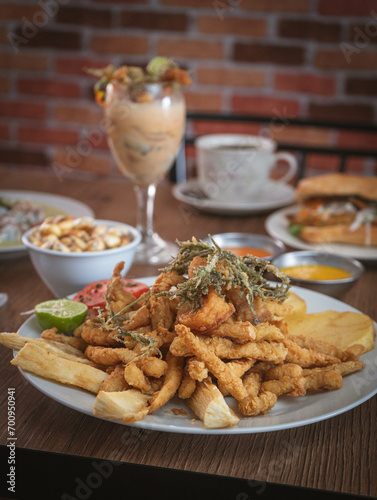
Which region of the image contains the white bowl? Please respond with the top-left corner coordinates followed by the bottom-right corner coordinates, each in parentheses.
top-left (22, 219), bottom-right (142, 298)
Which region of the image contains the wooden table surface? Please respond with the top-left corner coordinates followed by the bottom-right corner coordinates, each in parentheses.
top-left (1, 170), bottom-right (376, 497)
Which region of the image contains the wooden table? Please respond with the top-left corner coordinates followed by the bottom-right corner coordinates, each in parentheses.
top-left (1, 170), bottom-right (376, 498)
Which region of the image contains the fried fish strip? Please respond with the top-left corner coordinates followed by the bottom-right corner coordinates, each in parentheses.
top-left (264, 363), bottom-right (303, 381)
top-left (187, 357), bottom-right (208, 382)
top-left (12, 342), bottom-right (108, 393)
top-left (218, 358), bottom-right (255, 396)
top-left (80, 322), bottom-right (120, 347)
top-left (41, 328), bottom-right (87, 351)
top-left (85, 345), bottom-right (137, 366)
top-left (148, 351), bottom-right (184, 414)
top-left (302, 360), bottom-right (365, 377)
top-left (170, 335), bottom-right (287, 363)
top-left (287, 334), bottom-right (339, 358)
top-left (178, 362), bottom-right (197, 399)
top-left (138, 356), bottom-right (168, 378)
top-left (124, 362), bottom-right (152, 394)
top-left (262, 370), bottom-right (343, 397)
top-left (282, 338), bottom-right (340, 368)
top-left (187, 377), bottom-right (239, 429)
top-left (122, 305), bottom-right (150, 330)
top-left (106, 261), bottom-right (141, 314)
top-left (149, 271), bottom-right (187, 330)
top-left (341, 344), bottom-right (366, 362)
top-left (209, 320), bottom-right (256, 342)
top-left (100, 364), bottom-right (128, 392)
top-left (225, 289), bottom-right (274, 325)
top-left (177, 289), bottom-right (235, 334)
top-left (238, 391), bottom-right (278, 416)
top-left (255, 323), bottom-right (285, 342)
top-left (175, 324), bottom-right (248, 401)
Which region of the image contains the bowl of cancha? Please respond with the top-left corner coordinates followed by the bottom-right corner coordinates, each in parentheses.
top-left (22, 215), bottom-right (141, 298)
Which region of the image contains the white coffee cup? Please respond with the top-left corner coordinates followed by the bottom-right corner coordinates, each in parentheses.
top-left (195, 134), bottom-right (298, 203)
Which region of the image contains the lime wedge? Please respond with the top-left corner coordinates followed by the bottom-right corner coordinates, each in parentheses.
top-left (35, 299), bottom-right (88, 333)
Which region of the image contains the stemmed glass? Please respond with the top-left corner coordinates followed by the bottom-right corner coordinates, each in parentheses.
top-left (104, 81), bottom-right (186, 265)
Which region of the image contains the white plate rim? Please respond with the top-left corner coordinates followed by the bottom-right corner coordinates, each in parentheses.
top-left (265, 205), bottom-right (377, 262)
top-left (14, 276), bottom-right (377, 435)
top-left (172, 180), bottom-right (296, 215)
top-left (0, 190), bottom-right (94, 256)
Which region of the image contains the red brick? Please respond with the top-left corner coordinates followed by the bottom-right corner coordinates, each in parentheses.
top-left (158, 38), bottom-right (224, 60)
top-left (278, 19), bottom-right (341, 42)
top-left (19, 126), bottom-right (79, 146)
top-left (121, 10), bottom-right (188, 31)
top-left (349, 23), bottom-right (377, 45)
top-left (0, 3), bottom-right (40, 20)
top-left (315, 48), bottom-right (377, 69)
top-left (184, 91), bottom-right (223, 112)
top-left (0, 146), bottom-right (48, 166)
top-left (345, 77), bottom-right (377, 96)
top-left (55, 104), bottom-right (103, 125)
top-left (0, 76), bottom-right (10, 93)
top-left (12, 28), bottom-right (81, 51)
top-left (338, 130), bottom-right (377, 151)
top-left (197, 16), bottom-right (267, 37)
top-left (56, 6), bottom-right (112, 28)
top-left (0, 100), bottom-right (47, 120)
top-left (274, 72), bottom-right (336, 96)
top-left (241, 0), bottom-right (310, 12)
top-left (232, 95), bottom-right (300, 117)
top-left (0, 51), bottom-right (48, 71)
top-left (318, 0), bottom-right (377, 16)
top-left (196, 67), bottom-right (265, 87)
top-left (234, 43), bottom-right (304, 65)
top-left (305, 154), bottom-right (368, 174)
top-left (55, 56), bottom-right (110, 76)
top-left (18, 78), bottom-right (81, 99)
top-left (270, 126), bottom-right (331, 147)
top-left (308, 103), bottom-right (374, 124)
top-left (52, 149), bottom-right (112, 176)
top-left (90, 35), bottom-right (148, 55)
top-left (192, 120), bottom-right (261, 137)
top-left (0, 124), bottom-right (10, 141)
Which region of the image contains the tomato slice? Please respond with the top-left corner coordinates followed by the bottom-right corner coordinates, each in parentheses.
top-left (72, 278), bottom-right (149, 309)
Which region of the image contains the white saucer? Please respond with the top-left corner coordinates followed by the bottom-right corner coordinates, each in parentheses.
top-left (172, 179), bottom-right (296, 216)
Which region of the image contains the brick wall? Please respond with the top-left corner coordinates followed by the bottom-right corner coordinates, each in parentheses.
top-left (1, 0), bottom-right (377, 180)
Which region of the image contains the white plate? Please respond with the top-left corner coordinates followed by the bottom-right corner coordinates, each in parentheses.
top-left (172, 179), bottom-right (296, 216)
top-left (266, 205), bottom-right (377, 262)
top-left (0, 190), bottom-right (94, 259)
top-left (15, 277), bottom-right (377, 435)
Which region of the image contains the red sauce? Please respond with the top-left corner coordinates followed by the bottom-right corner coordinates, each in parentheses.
top-left (223, 246), bottom-right (270, 258)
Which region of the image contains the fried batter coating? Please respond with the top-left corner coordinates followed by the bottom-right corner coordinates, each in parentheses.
top-left (85, 345), bottom-right (137, 366)
top-left (175, 324), bottom-right (248, 401)
top-left (107, 261), bottom-right (141, 313)
top-left (149, 271), bottom-right (186, 330)
top-left (255, 323), bottom-right (285, 342)
top-left (170, 335), bottom-right (288, 363)
top-left (178, 361), bottom-right (197, 399)
top-left (226, 289), bottom-right (274, 325)
top-left (302, 360), bottom-right (364, 377)
top-left (264, 363), bottom-right (303, 381)
top-left (287, 334), bottom-right (339, 358)
top-left (238, 391), bottom-right (278, 416)
top-left (81, 322), bottom-right (121, 347)
top-left (41, 328), bottom-right (88, 351)
top-left (177, 289), bottom-right (235, 334)
top-left (124, 362), bottom-right (152, 394)
top-left (148, 351), bottom-right (184, 414)
top-left (187, 357), bottom-right (208, 382)
top-left (138, 356), bottom-right (168, 378)
top-left (209, 319), bottom-right (256, 342)
top-left (282, 338), bottom-right (341, 368)
top-left (341, 344), bottom-right (366, 362)
top-left (218, 358), bottom-right (255, 396)
top-left (100, 364), bottom-right (128, 392)
top-left (122, 305), bottom-right (150, 330)
top-left (262, 370), bottom-right (343, 397)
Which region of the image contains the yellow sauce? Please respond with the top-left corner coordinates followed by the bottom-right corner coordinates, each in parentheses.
top-left (223, 246), bottom-right (270, 258)
top-left (281, 264), bottom-right (352, 281)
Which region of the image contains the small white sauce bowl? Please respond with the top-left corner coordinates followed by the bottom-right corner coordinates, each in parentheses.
top-left (22, 219), bottom-right (141, 298)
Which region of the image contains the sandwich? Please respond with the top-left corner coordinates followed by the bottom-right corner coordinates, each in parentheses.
top-left (287, 173), bottom-right (377, 246)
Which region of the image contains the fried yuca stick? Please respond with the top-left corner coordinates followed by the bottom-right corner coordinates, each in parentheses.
top-left (148, 351), bottom-right (184, 414)
top-left (170, 334), bottom-right (287, 364)
top-left (94, 389), bottom-right (151, 423)
top-left (187, 377), bottom-right (239, 429)
top-left (175, 324), bottom-right (248, 401)
top-left (11, 342), bottom-right (108, 393)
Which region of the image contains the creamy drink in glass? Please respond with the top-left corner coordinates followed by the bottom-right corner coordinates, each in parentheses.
top-left (90, 59), bottom-right (190, 265)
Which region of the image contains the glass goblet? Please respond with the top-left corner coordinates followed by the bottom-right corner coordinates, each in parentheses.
top-left (105, 81), bottom-right (186, 265)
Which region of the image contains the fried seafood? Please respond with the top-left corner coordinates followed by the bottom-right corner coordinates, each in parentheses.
top-left (1, 237), bottom-right (371, 429)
